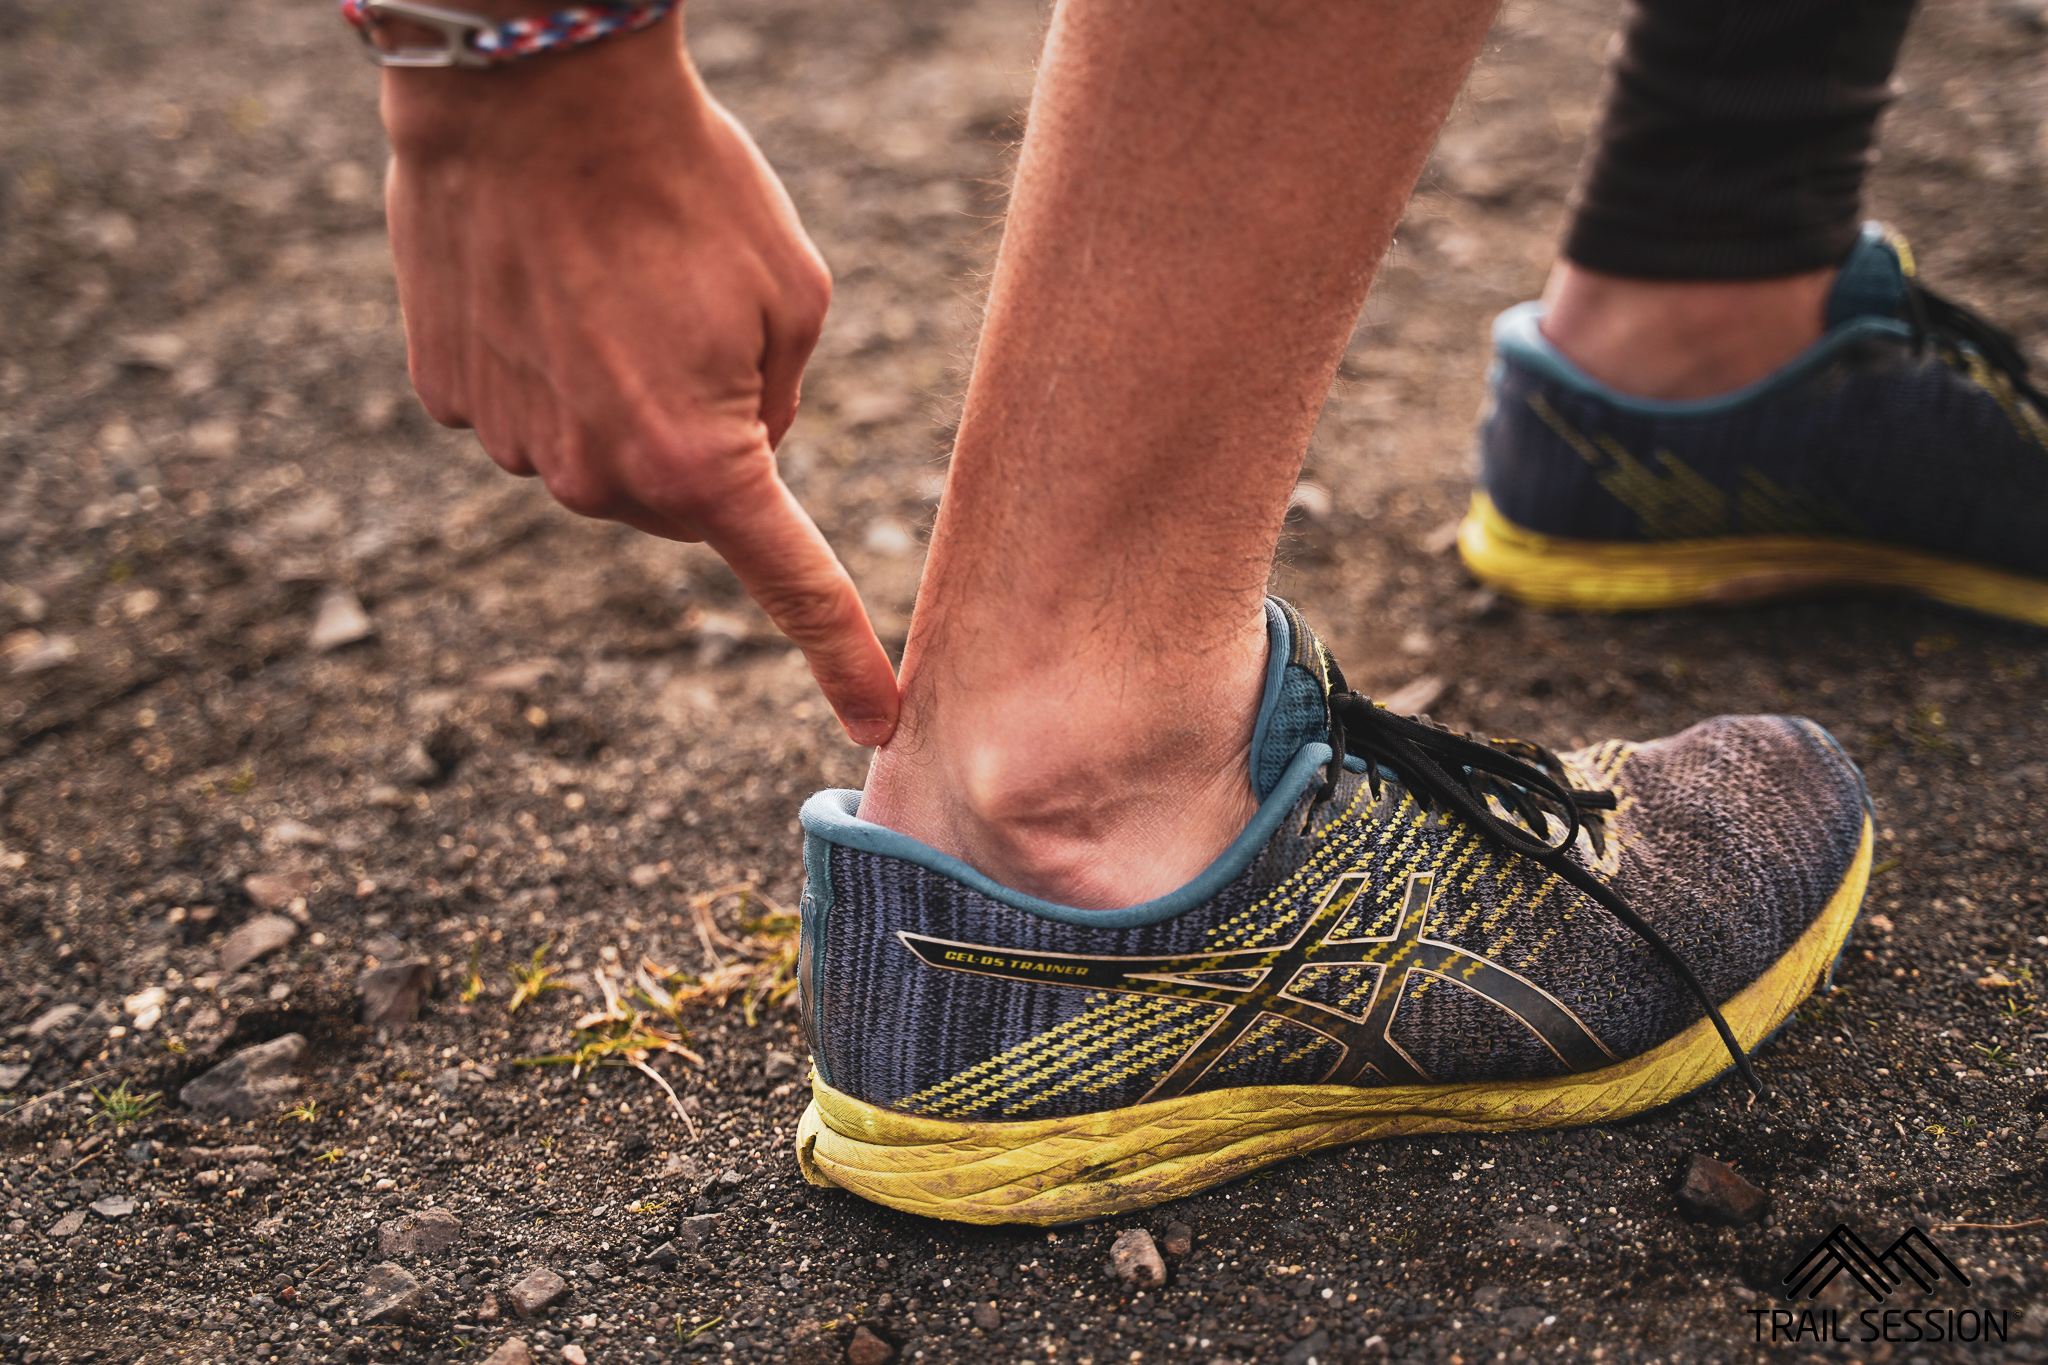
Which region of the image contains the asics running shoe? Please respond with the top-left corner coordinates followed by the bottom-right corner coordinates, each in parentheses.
top-left (1459, 223), bottom-right (2048, 626)
top-left (793, 601), bottom-right (1872, 1224)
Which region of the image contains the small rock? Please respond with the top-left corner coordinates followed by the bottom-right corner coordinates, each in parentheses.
top-left (661, 1153), bottom-right (701, 1181)
top-left (6, 630), bottom-right (77, 675)
top-left (1677, 1153), bottom-right (1769, 1225)
top-left (477, 1294), bottom-right (502, 1323)
top-left (764, 1050), bottom-right (799, 1081)
top-left (309, 586), bottom-right (374, 652)
top-left (506, 1268), bottom-right (568, 1319)
top-left (1282, 1328), bottom-right (1331, 1364)
top-left (219, 914), bottom-right (298, 974)
top-left (360, 1262), bottom-right (422, 1324)
top-left (49, 1210), bottom-right (86, 1238)
top-left (560, 1347), bottom-right (586, 1365)
top-left (26, 1003), bottom-right (83, 1038)
top-left (126, 1140), bottom-right (157, 1166)
top-left (1866, 913), bottom-right (1895, 934)
top-left (846, 1325), bottom-right (896, 1365)
top-left (358, 960), bottom-right (435, 1027)
top-left (0, 1062), bottom-right (30, 1090)
top-left (433, 1068), bottom-right (463, 1097)
top-left (380, 1207), bottom-right (462, 1256)
top-left (1160, 1221), bottom-right (1193, 1258)
top-left (717, 1169), bottom-right (745, 1187)
top-left (178, 1033), bottom-right (306, 1118)
top-left (1109, 1228), bottom-right (1166, 1288)
top-left (394, 741), bottom-right (441, 785)
top-left (1978, 971), bottom-right (2019, 990)
top-left (235, 1161), bottom-right (278, 1187)
top-left (970, 1303), bottom-right (1001, 1331)
top-left (367, 783), bottom-right (410, 809)
top-left (88, 1196), bottom-right (136, 1220)
top-left (675, 1214), bottom-right (720, 1249)
top-left (476, 658), bottom-right (560, 691)
top-left (644, 1241), bottom-right (681, 1270)
top-left (479, 1341), bottom-right (531, 1365)
top-left (265, 818), bottom-right (328, 849)
top-left (243, 872), bottom-right (312, 913)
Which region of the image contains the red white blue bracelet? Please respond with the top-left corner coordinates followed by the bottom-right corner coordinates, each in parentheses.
top-left (340, 0), bottom-right (679, 68)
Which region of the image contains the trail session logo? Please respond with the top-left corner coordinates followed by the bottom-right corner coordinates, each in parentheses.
top-left (1748, 1223), bottom-right (2008, 1345)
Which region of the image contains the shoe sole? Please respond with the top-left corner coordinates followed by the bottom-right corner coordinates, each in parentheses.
top-left (1457, 492), bottom-right (2048, 628)
top-left (794, 817), bottom-right (1872, 1225)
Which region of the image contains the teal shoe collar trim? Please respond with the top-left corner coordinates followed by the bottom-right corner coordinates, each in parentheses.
top-left (799, 739), bottom-right (1334, 930)
top-left (1492, 301), bottom-right (1911, 419)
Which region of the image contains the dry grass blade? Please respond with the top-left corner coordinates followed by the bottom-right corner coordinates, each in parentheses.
top-left (528, 966), bottom-right (703, 1137)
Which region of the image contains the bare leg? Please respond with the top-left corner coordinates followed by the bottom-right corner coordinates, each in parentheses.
top-left (858, 0), bottom-right (1496, 908)
top-left (1539, 264), bottom-right (1835, 401)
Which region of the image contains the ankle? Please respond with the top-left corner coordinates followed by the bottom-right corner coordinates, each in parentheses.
top-left (856, 641), bottom-right (1267, 910)
top-left (1539, 261), bottom-right (1836, 401)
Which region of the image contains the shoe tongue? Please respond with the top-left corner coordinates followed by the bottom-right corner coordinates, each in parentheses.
top-left (1249, 599), bottom-right (1340, 802)
top-left (1824, 223), bottom-right (1911, 329)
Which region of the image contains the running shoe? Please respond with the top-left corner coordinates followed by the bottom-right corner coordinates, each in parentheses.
top-left (1459, 223), bottom-right (2048, 626)
top-left (793, 600), bottom-right (1872, 1224)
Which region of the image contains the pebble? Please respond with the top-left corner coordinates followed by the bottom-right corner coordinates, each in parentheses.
top-left (561, 1347), bottom-right (587, 1365)
top-left (644, 1242), bottom-right (681, 1270)
top-left (178, 1033), bottom-right (306, 1118)
top-left (88, 1196), bottom-right (136, 1220)
top-left (970, 1303), bottom-right (1001, 1331)
top-left (675, 1214), bottom-right (720, 1249)
top-left (846, 1325), bottom-right (896, 1365)
top-left (1283, 1328), bottom-right (1332, 1364)
top-left (1161, 1221), bottom-right (1193, 1258)
top-left (1677, 1153), bottom-right (1769, 1225)
top-left (49, 1211), bottom-right (86, 1239)
top-left (25, 1004), bottom-right (83, 1038)
top-left (379, 1207), bottom-right (462, 1256)
top-left (308, 586), bottom-right (374, 652)
top-left (360, 1262), bottom-right (422, 1324)
top-left (1109, 1228), bottom-right (1166, 1288)
top-left (219, 914), bottom-right (298, 974)
top-left (506, 1268), bottom-right (568, 1319)
top-left (479, 1341), bottom-right (531, 1365)
top-left (1380, 674), bottom-right (1447, 716)
top-left (763, 1050), bottom-right (799, 1081)
top-left (358, 960), bottom-right (436, 1027)
top-left (243, 872), bottom-right (311, 913)
top-left (0, 1062), bottom-right (29, 1090)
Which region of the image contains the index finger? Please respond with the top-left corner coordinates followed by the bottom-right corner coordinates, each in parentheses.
top-left (701, 472), bottom-right (900, 748)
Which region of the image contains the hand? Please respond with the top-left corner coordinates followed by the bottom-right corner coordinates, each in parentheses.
top-left (380, 18), bottom-right (898, 745)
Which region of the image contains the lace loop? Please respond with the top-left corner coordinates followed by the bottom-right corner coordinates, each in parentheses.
top-left (1307, 693), bottom-right (1766, 1099)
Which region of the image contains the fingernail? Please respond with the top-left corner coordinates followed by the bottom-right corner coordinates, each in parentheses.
top-left (843, 717), bottom-right (895, 748)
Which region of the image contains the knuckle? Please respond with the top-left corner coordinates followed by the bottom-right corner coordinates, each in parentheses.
top-left (757, 581), bottom-right (856, 644)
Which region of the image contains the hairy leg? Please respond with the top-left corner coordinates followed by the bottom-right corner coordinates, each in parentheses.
top-left (858, 0), bottom-right (1496, 908)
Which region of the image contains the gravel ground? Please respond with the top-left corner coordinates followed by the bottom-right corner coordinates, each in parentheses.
top-left (3, 0), bottom-right (2048, 1362)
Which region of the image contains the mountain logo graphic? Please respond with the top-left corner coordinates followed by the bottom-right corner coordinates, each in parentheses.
top-left (1783, 1224), bottom-right (1971, 1303)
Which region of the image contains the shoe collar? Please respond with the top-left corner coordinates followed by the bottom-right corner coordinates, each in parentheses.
top-left (801, 598), bottom-right (1339, 927)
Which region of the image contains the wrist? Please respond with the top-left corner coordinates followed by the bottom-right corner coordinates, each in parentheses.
top-left (379, 7), bottom-right (699, 159)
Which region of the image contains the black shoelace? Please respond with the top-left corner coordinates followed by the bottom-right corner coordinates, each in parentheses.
top-left (1304, 692), bottom-right (1767, 1099)
top-left (1904, 275), bottom-right (2048, 414)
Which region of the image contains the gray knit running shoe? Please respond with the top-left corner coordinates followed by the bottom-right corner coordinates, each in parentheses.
top-left (794, 601), bottom-right (1873, 1224)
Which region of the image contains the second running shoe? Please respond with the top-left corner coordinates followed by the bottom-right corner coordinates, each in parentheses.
top-left (793, 601), bottom-right (1872, 1224)
top-left (1460, 224), bottom-right (2048, 626)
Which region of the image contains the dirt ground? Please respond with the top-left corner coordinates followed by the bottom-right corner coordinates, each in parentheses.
top-left (3, 0), bottom-right (2048, 1362)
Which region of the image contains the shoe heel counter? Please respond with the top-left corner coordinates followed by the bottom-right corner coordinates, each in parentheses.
top-left (798, 826), bottom-right (835, 1088)
top-left (1478, 354), bottom-right (1615, 539)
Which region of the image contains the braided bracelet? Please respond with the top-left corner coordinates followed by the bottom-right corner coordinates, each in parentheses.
top-left (340, 0), bottom-right (679, 68)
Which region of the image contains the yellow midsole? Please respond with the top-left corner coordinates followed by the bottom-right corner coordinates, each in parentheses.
top-left (1456, 491), bottom-right (2048, 626)
top-left (796, 818), bottom-right (1873, 1226)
